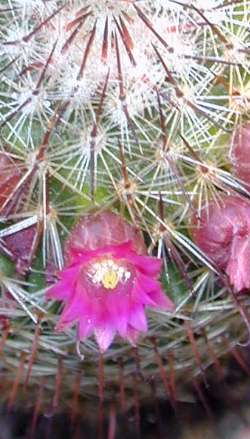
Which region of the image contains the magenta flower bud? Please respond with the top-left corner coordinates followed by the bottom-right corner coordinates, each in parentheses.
top-left (193, 196), bottom-right (250, 293)
top-left (64, 210), bottom-right (147, 263)
top-left (231, 123), bottom-right (250, 189)
top-left (47, 211), bottom-right (174, 352)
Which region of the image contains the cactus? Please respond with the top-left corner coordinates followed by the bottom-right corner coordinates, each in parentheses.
top-left (0, 0), bottom-right (250, 435)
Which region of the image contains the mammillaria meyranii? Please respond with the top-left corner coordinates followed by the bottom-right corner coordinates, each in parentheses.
top-left (0, 0), bottom-right (250, 424)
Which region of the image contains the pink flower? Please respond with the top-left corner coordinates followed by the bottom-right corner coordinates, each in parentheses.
top-left (47, 211), bottom-right (173, 352)
top-left (231, 123), bottom-right (250, 190)
top-left (193, 195), bottom-right (250, 292)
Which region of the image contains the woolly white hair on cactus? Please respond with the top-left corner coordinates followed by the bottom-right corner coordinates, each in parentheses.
top-left (83, 0), bottom-right (133, 15)
top-left (12, 0), bottom-right (58, 17)
top-left (3, 0), bottom-right (233, 132)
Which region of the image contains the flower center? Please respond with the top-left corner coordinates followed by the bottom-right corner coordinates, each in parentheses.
top-left (102, 269), bottom-right (119, 289)
top-left (88, 258), bottom-right (131, 290)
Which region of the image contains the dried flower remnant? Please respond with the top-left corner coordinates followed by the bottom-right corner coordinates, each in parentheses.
top-left (0, 152), bottom-right (24, 216)
top-left (0, 152), bottom-right (40, 272)
top-left (0, 225), bottom-right (39, 275)
top-left (193, 195), bottom-right (250, 293)
top-left (47, 211), bottom-right (173, 352)
top-left (231, 123), bottom-right (250, 190)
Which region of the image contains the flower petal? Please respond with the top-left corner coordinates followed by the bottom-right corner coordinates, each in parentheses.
top-left (95, 327), bottom-right (115, 352)
top-left (46, 266), bottom-right (80, 301)
top-left (149, 288), bottom-right (174, 310)
top-left (78, 318), bottom-right (94, 340)
top-left (69, 241), bottom-right (134, 264)
top-left (136, 274), bottom-right (174, 310)
top-left (56, 291), bottom-right (88, 328)
top-left (125, 326), bottom-right (140, 346)
top-left (226, 235), bottom-right (250, 292)
top-left (106, 295), bottom-right (129, 337)
top-left (126, 253), bottom-right (162, 276)
top-left (129, 306), bottom-right (148, 332)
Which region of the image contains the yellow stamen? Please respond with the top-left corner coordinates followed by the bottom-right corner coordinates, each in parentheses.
top-left (102, 269), bottom-right (119, 289)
